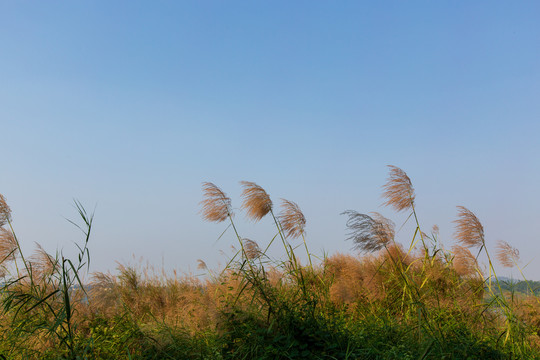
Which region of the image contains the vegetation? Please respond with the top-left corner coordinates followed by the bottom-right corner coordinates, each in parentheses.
top-left (1, 166), bottom-right (539, 359)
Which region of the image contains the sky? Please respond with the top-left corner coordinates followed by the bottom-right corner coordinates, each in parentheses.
top-left (1, 2), bottom-right (539, 279)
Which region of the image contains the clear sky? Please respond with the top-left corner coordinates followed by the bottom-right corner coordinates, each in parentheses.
top-left (1, 2), bottom-right (539, 279)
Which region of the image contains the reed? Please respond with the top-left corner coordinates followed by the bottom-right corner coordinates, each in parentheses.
top-left (0, 166), bottom-right (539, 359)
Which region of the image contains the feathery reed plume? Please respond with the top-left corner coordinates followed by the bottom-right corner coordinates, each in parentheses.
top-left (197, 259), bottom-right (208, 270)
top-left (454, 206), bottom-right (484, 248)
top-left (91, 271), bottom-right (116, 289)
top-left (89, 272), bottom-right (117, 314)
top-left (432, 225), bottom-right (440, 236)
top-left (342, 211), bottom-right (394, 252)
top-left (29, 243), bottom-right (58, 277)
top-left (278, 199), bottom-right (306, 239)
top-left (0, 194), bottom-right (11, 228)
top-left (242, 239), bottom-right (261, 260)
top-left (240, 181), bottom-right (272, 221)
top-left (200, 182), bottom-right (232, 222)
top-left (496, 240), bottom-right (520, 268)
top-left (452, 245), bottom-right (478, 277)
top-left (382, 165), bottom-right (415, 212)
top-left (0, 228), bottom-right (17, 262)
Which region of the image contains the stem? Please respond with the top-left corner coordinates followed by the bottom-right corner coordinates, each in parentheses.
top-left (301, 232), bottom-right (313, 271)
top-left (410, 202), bottom-right (428, 254)
top-left (7, 219), bottom-right (36, 291)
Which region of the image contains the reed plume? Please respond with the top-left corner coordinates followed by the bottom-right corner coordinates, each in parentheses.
top-left (29, 243), bottom-right (59, 279)
top-left (91, 271), bottom-right (116, 290)
top-left (197, 259), bottom-right (208, 270)
top-left (0, 194), bottom-right (11, 228)
top-left (278, 199), bottom-right (306, 239)
top-left (0, 228), bottom-right (17, 262)
top-left (432, 225), bottom-right (439, 236)
top-left (496, 240), bottom-right (519, 268)
top-left (382, 165), bottom-right (415, 212)
top-left (452, 245), bottom-right (478, 277)
top-left (342, 211), bottom-right (394, 252)
top-left (242, 239), bottom-right (261, 260)
top-left (240, 181), bottom-right (272, 221)
top-left (454, 206), bottom-right (484, 248)
top-left (200, 183), bottom-right (232, 222)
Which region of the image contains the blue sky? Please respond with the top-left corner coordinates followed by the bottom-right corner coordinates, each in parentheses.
top-left (1, 2), bottom-right (539, 278)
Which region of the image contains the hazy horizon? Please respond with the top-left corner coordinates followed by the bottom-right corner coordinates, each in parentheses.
top-left (2, 2), bottom-right (539, 279)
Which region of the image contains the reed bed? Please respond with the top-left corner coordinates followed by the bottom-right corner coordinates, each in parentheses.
top-left (0, 167), bottom-right (539, 359)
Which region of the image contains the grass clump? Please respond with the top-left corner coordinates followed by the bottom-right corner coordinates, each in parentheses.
top-left (1, 167), bottom-right (540, 359)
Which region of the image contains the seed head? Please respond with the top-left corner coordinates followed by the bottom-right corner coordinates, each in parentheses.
top-left (240, 181), bottom-right (272, 221)
top-left (454, 206), bottom-right (484, 248)
top-left (382, 165), bottom-right (415, 212)
top-left (197, 259), bottom-right (208, 270)
top-left (452, 245), bottom-right (478, 277)
top-left (243, 238), bottom-right (261, 260)
top-left (0, 194), bottom-right (11, 228)
top-left (278, 199), bottom-right (306, 239)
top-left (200, 183), bottom-right (232, 222)
top-left (496, 240), bottom-right (519, 268)
top-left (30, 243), bottom-right (59, 277)
top-left (0, 228), bottom-right (17, 262)
top-left (342, 210), bottom-right (394, 252)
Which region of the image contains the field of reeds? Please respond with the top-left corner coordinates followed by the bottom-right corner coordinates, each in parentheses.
top-left (1, 166), bottom-right (540, 359)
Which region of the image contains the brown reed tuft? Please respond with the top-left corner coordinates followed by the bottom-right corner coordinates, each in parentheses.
top-left (200, 182), bottom-right (232, 222)
top-left (197, 259), bottom-right (208, 270)
top-left (496, 240), bottom-right (519, 268)
top-left (242, 238), bottom-right (261, 260)
top-left (432, 225), bottom-right (440, 236)
top-left (0, 194), bottom-right (11, 228)
top-left (240, 181), bottom-right (272, 221)
top-left (0, 228), bottom-right (17, 262)
top-left (342, 210), bottom-right (394, 252)
top-left (382, 165), bottom-right (415, 212)
top-left (29, 243), bottom-right (59, 277)
top-left (454, 206), bottom-right (484, 248)
top-left (91, 271), bottom-right (116, 290)
top-left (452, 245), bottom-right (478, 277)
top-left (278, 199), bottom-right (306, 239)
